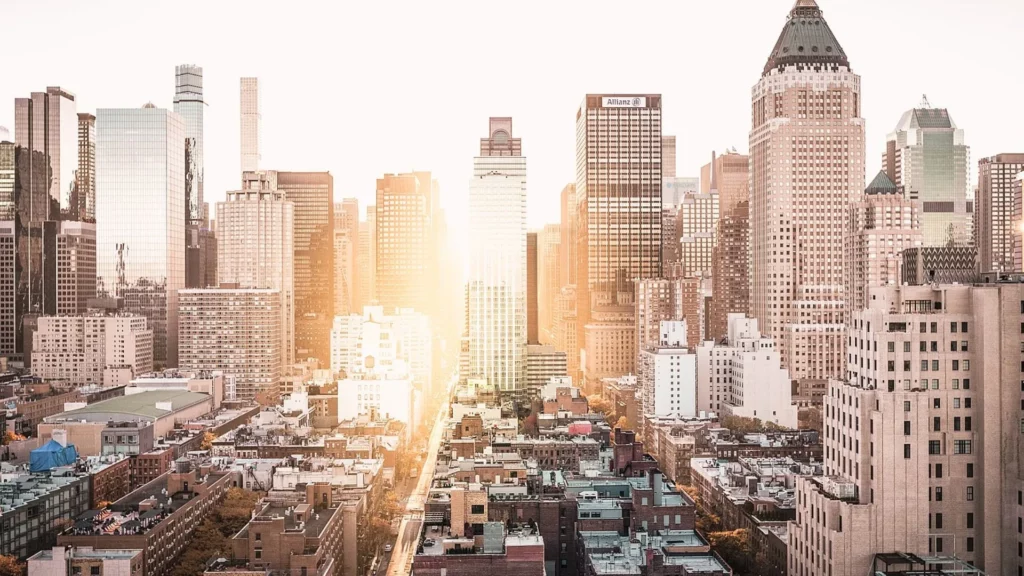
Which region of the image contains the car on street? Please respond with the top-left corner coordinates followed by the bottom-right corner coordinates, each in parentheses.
top-left (384, 544), bottom-right (393, 552)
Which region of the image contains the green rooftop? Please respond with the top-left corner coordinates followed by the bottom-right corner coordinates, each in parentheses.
top-left (48, 390), bottom-right (211, 422)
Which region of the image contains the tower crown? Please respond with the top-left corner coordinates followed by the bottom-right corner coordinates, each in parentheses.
top-left (763, 0), bottom-right (849, 76)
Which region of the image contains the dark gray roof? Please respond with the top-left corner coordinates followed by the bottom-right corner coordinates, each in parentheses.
top-left (865, 171), bottom-right (899, 195)
top-left (764, 0), bottom-right (849, 76)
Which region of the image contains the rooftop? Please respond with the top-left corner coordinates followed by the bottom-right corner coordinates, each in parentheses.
top-left (236, 502), bottom-right (340, 539)
top-left (763, 0), bottom-right (849, 76)
top-left (48, 390), bottom-right (211, 423)
top-left (30, 547), bottom-right (141, 561)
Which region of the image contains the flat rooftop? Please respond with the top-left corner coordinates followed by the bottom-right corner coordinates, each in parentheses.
top-left (663, 554), bottom-right (728, 572)
top-left (236, 502), bottom-right (339, 539)
top-left (31, 548), bottom-right (141, 561)
top-left (48, 390), bottom-right (211, 422)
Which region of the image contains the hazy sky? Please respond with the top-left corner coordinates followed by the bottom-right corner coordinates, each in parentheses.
top-left (3, 0), bottom-right (1022, 244)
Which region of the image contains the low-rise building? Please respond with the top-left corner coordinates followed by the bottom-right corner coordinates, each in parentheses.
top-left (0, 468), bottom-right (93, 559)
top-left (59, 460), bottom-right (239, 576)
top-left (28, 546), bottom-right (143, 576)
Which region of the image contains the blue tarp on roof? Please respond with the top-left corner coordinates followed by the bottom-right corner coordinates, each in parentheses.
top-left (29, 440), bottom-right (79, 473)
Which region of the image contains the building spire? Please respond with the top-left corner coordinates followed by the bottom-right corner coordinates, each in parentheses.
top-left (919, 94), bottom-right (931, 108)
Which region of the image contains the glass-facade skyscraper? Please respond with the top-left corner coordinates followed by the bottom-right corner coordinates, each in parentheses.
top-left (884, 98), bottom-right (970, 247)
top-left (173, 64), bottom-right (204, 227)
top-left (468, 117), bottom-right (527, 394)
top-left (96, 105), bottom-right (186, 366)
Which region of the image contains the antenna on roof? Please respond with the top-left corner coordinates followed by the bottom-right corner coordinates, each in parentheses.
top-left (919, 94), bottom-right (931, 109)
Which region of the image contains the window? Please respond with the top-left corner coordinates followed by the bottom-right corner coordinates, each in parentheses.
top-left (935, 486), bottom-right (943, 501)
top-left (965, 417), bottom-right (972, 431)
top-left (951, 321), bottom-right (958, 333)
top-left (967, 537), bottom-right (974, 553)
top-left (953, 360), bottom-right (960, 371)
top-left (952, 379), bottom-right (960, 390)
top-left (961, 322), bottom-right (968, 333)
top-left (904, 401), bottom-right (911, 412)
top-left (965, 398), bottom-right (972, 408)
top-left (921, 360), bottom-right (929, 372)
top-left (967, 486), bottom-right (974, 501)
top-left (967, 463), bottom-right (974, 478)
top-left (255, 533), bottom-right (261, 541)
top-left (904, 360), bottom-right (911, 371)
top-left (933, 416), bottom-right (941, 431)
top-left (932, 359), bottom-right (940, 371)
top-left (904, 421), bottom-right (912, 435)
top-left (888, 360), bottom-right (895, 372)
top-left (967, 513), bottom-right (974, 529)
top-left (961, 341), bottom-right (968, 352)
top-left (954, 398), bottom-right (961, 408)
top-left (471, 505), bottom-right (485, 514)
top-left (90, 568), bottom-right (100, 576)
top-left (920, 341), bottom-right (927, 353)
top-left (954, 417), bottom-right (961, 431)
top-left (936, 464), bottom-right (943, 478)
top-left (935, 513), bottom-right (943, 529)
top-left (928, 440), bottom-right (941, 455)
top-left (934, 398), bottom-right (941, 409)
top-left (888, 341), bottom-right (895, 352)
top-left (920, 322), bottom-right (927, 333)
top-left (954, 440), bottom-right (972, 455)
top-left (951, 341), bottom-right (958, 352)
top-left (904, 444), bottom-right (911, 459)
top-left (904, 341), bottom-right (911, 353)
top-left (963, 378), bottom-right (970, 389)
top-left (255, 550), bottom-right (262, 560)
top-left (931, 322), bottom-right (938, 333)
top-left (963, 359), bottom-right (970, 371)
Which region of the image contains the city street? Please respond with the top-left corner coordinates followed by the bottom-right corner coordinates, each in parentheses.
top-left (385, 377), bottom-right (453, 576)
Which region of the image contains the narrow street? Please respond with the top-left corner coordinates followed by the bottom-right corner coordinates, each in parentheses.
top-left (385, 377), bottom-right (453, 576)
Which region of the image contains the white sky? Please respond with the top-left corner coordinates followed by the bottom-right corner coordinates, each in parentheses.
top-left (3, 0), bottom-right (1022, 247)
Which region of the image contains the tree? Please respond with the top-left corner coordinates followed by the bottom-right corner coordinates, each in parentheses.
top-left (799, 407), bottom-right (824, 433)
top-left (200, 431), bottom-right (217, 451)
top-left (720, 416), bottom-right (763, 435)
top-left (586, 395), bottom-right (613, 417)
top-left (0, 555), bottom-right (24, 576)
top-left (696, 510), bottom-right (722, 534)
top-left (1, 431), bottom-right (25, 446)
top-left (613, 416), bottom-right (630, 431)
top-left (708, 529), bottom-right (754, 575)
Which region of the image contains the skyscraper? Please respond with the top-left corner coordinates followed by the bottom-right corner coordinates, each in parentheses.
top-left (240, 77), bottom-right (261, 175)
top-left (358, 207), bottom-right (375, 307)
top-left (662, 135), bottom-right (677, 178)
top-left (526, 231), bottom-right (538, 344)
top-left (575, 94), bottom-right (663, 312)
top-left (884, 98), bottom-right (970, 247)
top-left (278, 171), bottom-right (334, 363)
top-left (75, 113), bottom-right (95, 222)
top-left (976, 153), bottom-right (1024, 273)
top-left (537, 223), bottom-right (560, 344)
top-left (173, 65), bottom-right (204, 228)
top-left (845, 171), bottom-right (921, 312)
top-left (13, 88), bottom-right (97, 362)
top-left (559, 183), bottom-right (575, 289)
top-left (708, 150), bottom-right (750, 341)
top-left (217, 170), bottom-right (295, 368)
top-left (96, 105), bottom-right (185, 365)
top-left (576, 95), bottom-right (662, 388)
top-left (750, 0), bottom-right (864, 381)
top-left (334, 199), bottom-right (359, 312)
top-left (467, 118), bottom-right (527, 394)
top-left (376, 172), bottom-right (431, 314)
top-left (677, 188), bottom-right (718, 278)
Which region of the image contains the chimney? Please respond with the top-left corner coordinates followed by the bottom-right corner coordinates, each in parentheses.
top-left (652, 470), bottom-right (664, 507)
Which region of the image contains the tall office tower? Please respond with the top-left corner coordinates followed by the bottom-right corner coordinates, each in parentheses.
top-left (576, 94), bottom-right (663, 323)
top-left (677, 189), bottom-right (719, 278)
top-left (31, 315), bottom-right (153, 386)
top-left (638, 321), bottom-right (695, 420)
top-left (1016, 175), bottom-right (1024, 273)
top-left (96, 105), bottom-right (185, 366)
top-left (707, 150), bottom-right (750, 341)
top-left (845, 171), bottom-right (922, 312)
top-left (278, 171), bottom-right (334, 363)
top-left (679, 276), bottom-right (707, 349)
top-left (376, 172), bottom-right (431, 313)
top-left (559, 184), bottom-right (576, 289)
top-left (179, 288), bottom-right (281, 403)
top-left (662, 135), bottom-right (677, 178)
top-left (537, 224), bottom-right (561, 344)
top-left (883, 98), bottom-right (971, 248)
top-left (750, 0), bottom-right (864, 381)
top-left (335, 199), bottom-right (359, 311)
top-left (0, 145), bottom-right (16, 356)
top-left (467, 118), bottom-right (527, 394)
top-left (790, 283), bottom-right (1024, 575)
top-left (660, 206), bottom-right (680, 267)
top-left (976, 154), bottom-right (1024, 273)
top-left (240, 77), bottom-right (261, 175)
top-left (174, 65), bottom-right (211, 290)
top-left (333, 228), bottom-right (353, 316)
top-left (526, 231), bottom-right (538, 344)
top-left (217, 170), bottom-right (295, 367)
top-left (553, 286), bottom-right (579, 380)
top-left (694, 313), bottom-right (797, 426)
top-left (636, 278), bottom-right (682, 357)
top-left (75, 113), bottom-right (95, 221)
top-left (173, 65), bottom-right (204, 228)
top-left (56, 221), bottom-right (96, 315)
top-left (358, 209), bottom-right (375, 306)
top-left (15, 87), bottom-right (78, 215)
